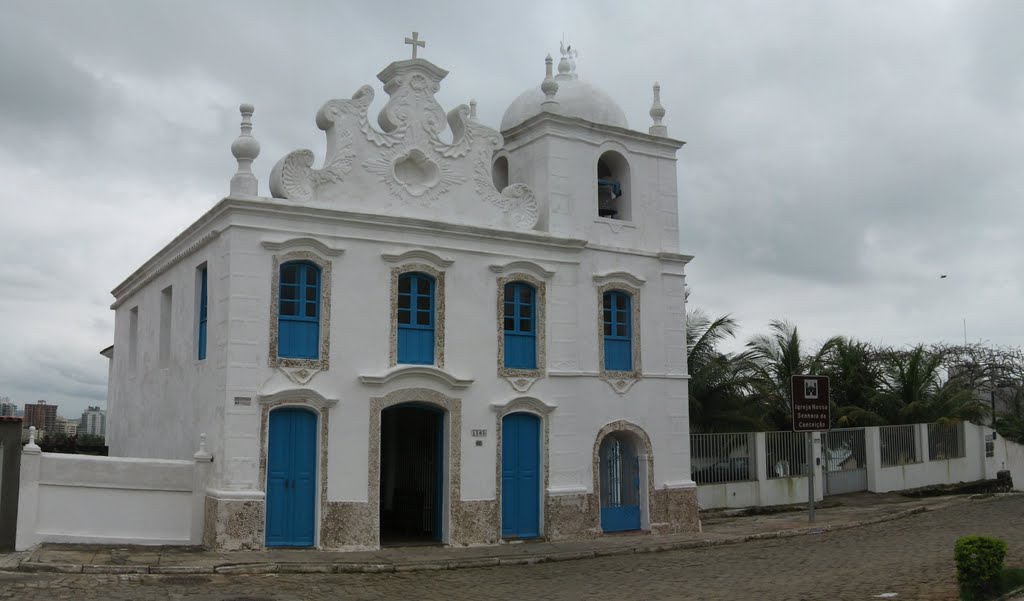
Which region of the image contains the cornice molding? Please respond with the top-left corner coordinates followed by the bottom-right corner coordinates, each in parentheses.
top-left (592, 271), bottom-right (647, 287)
top-left (359, 365), bottom-right (473, 389)
top-left (488, 260), bottom-right (555, 280)
top-left (110, 229), bottom-right (221, 309)
top-left (489, 395), bottom-right (558, 415)
top-left (261, 237), bottom-right (345, 256)
top-left (257, 388), bottom-right (340, 410)
top-left (381, 249), bottom-right (455, 268)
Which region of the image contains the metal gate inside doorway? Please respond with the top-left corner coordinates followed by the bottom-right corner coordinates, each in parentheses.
top-left (822, 428), bottom-right (868, 496)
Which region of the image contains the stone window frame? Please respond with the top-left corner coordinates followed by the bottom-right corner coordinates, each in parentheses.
top-left (268, 250), bottom-right (333, 371)
top-left (496, 273), bottom-right (547, 380)
top-left (492, 396), bottom-right (554, 541)
top-left (388, 263), bottom-right (446, 369)
top-left (594, 273), bottom-right (644, 387)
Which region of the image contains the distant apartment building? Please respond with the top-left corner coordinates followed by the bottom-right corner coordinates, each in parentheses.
top-left (0, 400), bottom-right (17, 417)
top-left (79, 406), bottom-right (106, 438)
top-left (24, 400), bottom-right (58, 434)
top-left (54, 416), bottom-right (78, 436)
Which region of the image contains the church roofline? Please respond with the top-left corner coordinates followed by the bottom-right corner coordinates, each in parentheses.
top-left (501, 111), bottom-right (685, 150)
top-left (109, 196), bottom-right (592, 307)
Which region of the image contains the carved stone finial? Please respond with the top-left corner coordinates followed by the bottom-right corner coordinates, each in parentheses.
top-left (193, 432), bottom-right (213, 461)
top-left (541, 54), bottom-right (559, 110)
top-left (404, 31), bottom-right (426, 59)
top-left (649, 82), bottom-right (668, 137)
top-left (26, 425), bottom-right (40, 452)
top-left (230, 103), bottom-right (261, 197)
top-left (469, 98), bottom-right (478, 121)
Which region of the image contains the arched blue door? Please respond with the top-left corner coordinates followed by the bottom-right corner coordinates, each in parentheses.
top-left (599, 434), bottom-right (641, 532)
top-left (501, 413), bottom-right (540, 538)
top-left (266, 408), bottom-right (317, 547)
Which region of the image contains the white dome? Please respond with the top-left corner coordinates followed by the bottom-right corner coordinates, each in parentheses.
top-left (500, 76), bottom-right (629, 131)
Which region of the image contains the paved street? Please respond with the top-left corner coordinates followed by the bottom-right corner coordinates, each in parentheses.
top-left (1, 495), bottom-right (1021, 601)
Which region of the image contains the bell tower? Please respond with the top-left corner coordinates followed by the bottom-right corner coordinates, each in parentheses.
top-left (496, 49), bottom-right (685, 254)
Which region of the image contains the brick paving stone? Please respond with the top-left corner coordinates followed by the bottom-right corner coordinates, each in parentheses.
top-left (1, 496), bottom-right (1021, 600)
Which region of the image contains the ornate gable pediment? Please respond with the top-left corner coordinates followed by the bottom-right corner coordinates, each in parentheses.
top-left (269, 57), bottom-right (539, 231)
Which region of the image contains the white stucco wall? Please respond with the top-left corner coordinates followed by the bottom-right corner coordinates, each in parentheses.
top-left (16, 451), bottom-right (209, 549)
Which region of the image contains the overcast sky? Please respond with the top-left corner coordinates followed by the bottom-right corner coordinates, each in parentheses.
top-left (1, 1), bottom-right (1021, 416)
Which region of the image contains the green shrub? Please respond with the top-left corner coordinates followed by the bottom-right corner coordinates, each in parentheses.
top-left (955, 536), bottom-right (1008, 599)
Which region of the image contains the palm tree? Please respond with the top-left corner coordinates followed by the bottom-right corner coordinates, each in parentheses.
top-left (744, 320), bottom-right (841, 430)
top-left (822, 338), bottom-right (891, 427)
top-left (686, 309), bottom-right (764, 433)
top-left (879, 345), bottom-right (989, 425)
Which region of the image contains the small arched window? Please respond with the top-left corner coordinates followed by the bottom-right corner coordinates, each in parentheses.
top-left (492, 156), bottom-right (510, 192)
top-left (397, 272), bottom-right (436, 365)
top-left (602, 290), bottom-right (632, 371)
top-left (503, 281), bottom-right (536, 369)
top-left (597, 151), bottom-right (631, 221)
top-left (278, 261), bottom-right (321, 359)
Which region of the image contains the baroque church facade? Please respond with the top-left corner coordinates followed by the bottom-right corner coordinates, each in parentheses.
top-left (104, 39), bottom-right (698, 550)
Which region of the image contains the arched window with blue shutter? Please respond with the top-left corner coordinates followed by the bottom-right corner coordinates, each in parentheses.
top-left (278, 261), bottom-right (321, 359)
top-left (503, 282), bottom-right (537, 369)
top-left (603, 290), bottom-right (632, 371)
top-left (397, 272), bottom-right (435, 365)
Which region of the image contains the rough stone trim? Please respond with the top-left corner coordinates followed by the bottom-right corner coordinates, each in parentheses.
top-left (268, 250), bottom-right (333, 370)
top-left (591, 420), bottom-right (655, 534)
top-left (258, 401), bottom-right (330, 547)
top-left (388, 264), bottom-right (446, 368)
top-left (368, 388), bottom-right (461, 546)
top-left (494, 398), bottom-right (551, 540)
top-left (596, 281), bottom-right (642, 388)
top-left (496, 273), bottom-right (547, 381)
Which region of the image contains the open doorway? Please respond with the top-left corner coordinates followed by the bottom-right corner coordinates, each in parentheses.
top-left (379, 404), bottom-right (444, 545)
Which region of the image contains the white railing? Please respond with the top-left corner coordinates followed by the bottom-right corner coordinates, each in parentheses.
top-left (880, 424), bottom-right (920, 467)
top-left (765, 431), bottom-right (808, 479)
top-left (690, 432), bottom-right (755, 484)
top-left (928, 422), bottom-right (965, 460)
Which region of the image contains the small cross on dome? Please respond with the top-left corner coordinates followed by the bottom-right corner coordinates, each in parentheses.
top-left (404, 31), bottom-right (426, 59)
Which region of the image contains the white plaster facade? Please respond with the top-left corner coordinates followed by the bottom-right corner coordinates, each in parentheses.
top-left (104, 44), bottom-right (697, 549)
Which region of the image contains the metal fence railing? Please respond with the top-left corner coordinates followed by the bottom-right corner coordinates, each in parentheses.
top-left (823, 428), bottom-right (867, 472)
top-left (927, 422), bottom-right (965, 460)
top-left (765, 431), bottom-right (808, 479)
top-left (690, 432), bottom-right (755, 484)
top-left (880, 424), bottom-right (920, 467)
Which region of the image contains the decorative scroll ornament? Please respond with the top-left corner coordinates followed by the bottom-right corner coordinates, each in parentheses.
top-left (268, 53), bottom-right (539, 231)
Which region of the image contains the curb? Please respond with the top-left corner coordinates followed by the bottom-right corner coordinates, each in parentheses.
top-left (10, 504), bottom-right (934, 576)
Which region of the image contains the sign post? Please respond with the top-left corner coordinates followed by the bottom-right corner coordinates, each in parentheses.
top-left (792, 375), bottom-right (830, 523)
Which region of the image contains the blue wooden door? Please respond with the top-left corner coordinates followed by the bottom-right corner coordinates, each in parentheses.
top-left (266, 408), bottom-right (317, 547)
top-left (599, 435), bottom-right (641, 532)
top-left (501, 413), bottom-right (540, 538)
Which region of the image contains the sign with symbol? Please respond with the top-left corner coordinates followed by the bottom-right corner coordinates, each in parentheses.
top-left (791, 375), bottom-right (830, 432)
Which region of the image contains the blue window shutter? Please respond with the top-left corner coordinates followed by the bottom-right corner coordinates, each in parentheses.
top-left (503, 282), bottom-right (536, 369)
top-left (198, 267), bottom-right (208, 360)
top-left (397, 273), bottom-right (435, 364)
top-left (603, 291), bottom-right (632, 371)
top-left (278, 262), bottom-right (320, 359)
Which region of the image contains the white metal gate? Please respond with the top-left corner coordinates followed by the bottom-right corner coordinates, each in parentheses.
top-left (823, 428), bottom-right (868, 496)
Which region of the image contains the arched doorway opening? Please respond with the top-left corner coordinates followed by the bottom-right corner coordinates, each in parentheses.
top-left (379, 403), bottom-right (445, 544)
top-left (598, 431), bottom-right (642, 532)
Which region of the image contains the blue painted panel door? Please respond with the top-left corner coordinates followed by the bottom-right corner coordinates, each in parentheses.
top-left (501, 413), bottom-right (540, 538)
top-left (266, 408), bottom-right (317, 547)
top-left (599, 436), bottom-right (641, 532)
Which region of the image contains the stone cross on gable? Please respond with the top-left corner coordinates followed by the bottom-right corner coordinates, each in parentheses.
top-left (404, 31), bottom-right (425, 59)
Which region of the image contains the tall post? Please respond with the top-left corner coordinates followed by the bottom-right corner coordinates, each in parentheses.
top-left (807, 431), bottom-right (815, 523)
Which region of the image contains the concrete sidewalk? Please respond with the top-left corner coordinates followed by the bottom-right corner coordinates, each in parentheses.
top-left (8, 492), bottom-right (992, 576)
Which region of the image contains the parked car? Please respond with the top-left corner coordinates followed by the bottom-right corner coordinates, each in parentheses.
top-left (691, 457), bottom-right (751, 484)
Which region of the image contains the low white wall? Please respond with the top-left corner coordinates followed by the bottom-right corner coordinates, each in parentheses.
top-left (17, 443), bottom-right (211, 550)
top-left (869, 423), bottom-right (986, 493)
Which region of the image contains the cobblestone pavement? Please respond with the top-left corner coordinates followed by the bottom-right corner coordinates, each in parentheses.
top-left (1, 496), bottom-right (1021, 601)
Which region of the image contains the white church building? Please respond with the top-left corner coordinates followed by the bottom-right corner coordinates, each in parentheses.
top-left (104, 37), bottom-right (697, 550)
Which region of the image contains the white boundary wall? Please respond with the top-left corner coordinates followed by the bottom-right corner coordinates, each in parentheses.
top-left (699, 423), bottom-right (1021, 511)
top-left (16, 434), bottom-right (212, 550)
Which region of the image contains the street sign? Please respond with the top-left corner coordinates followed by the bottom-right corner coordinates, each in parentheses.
top-left (792, 375), bottom-right (830, 432)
